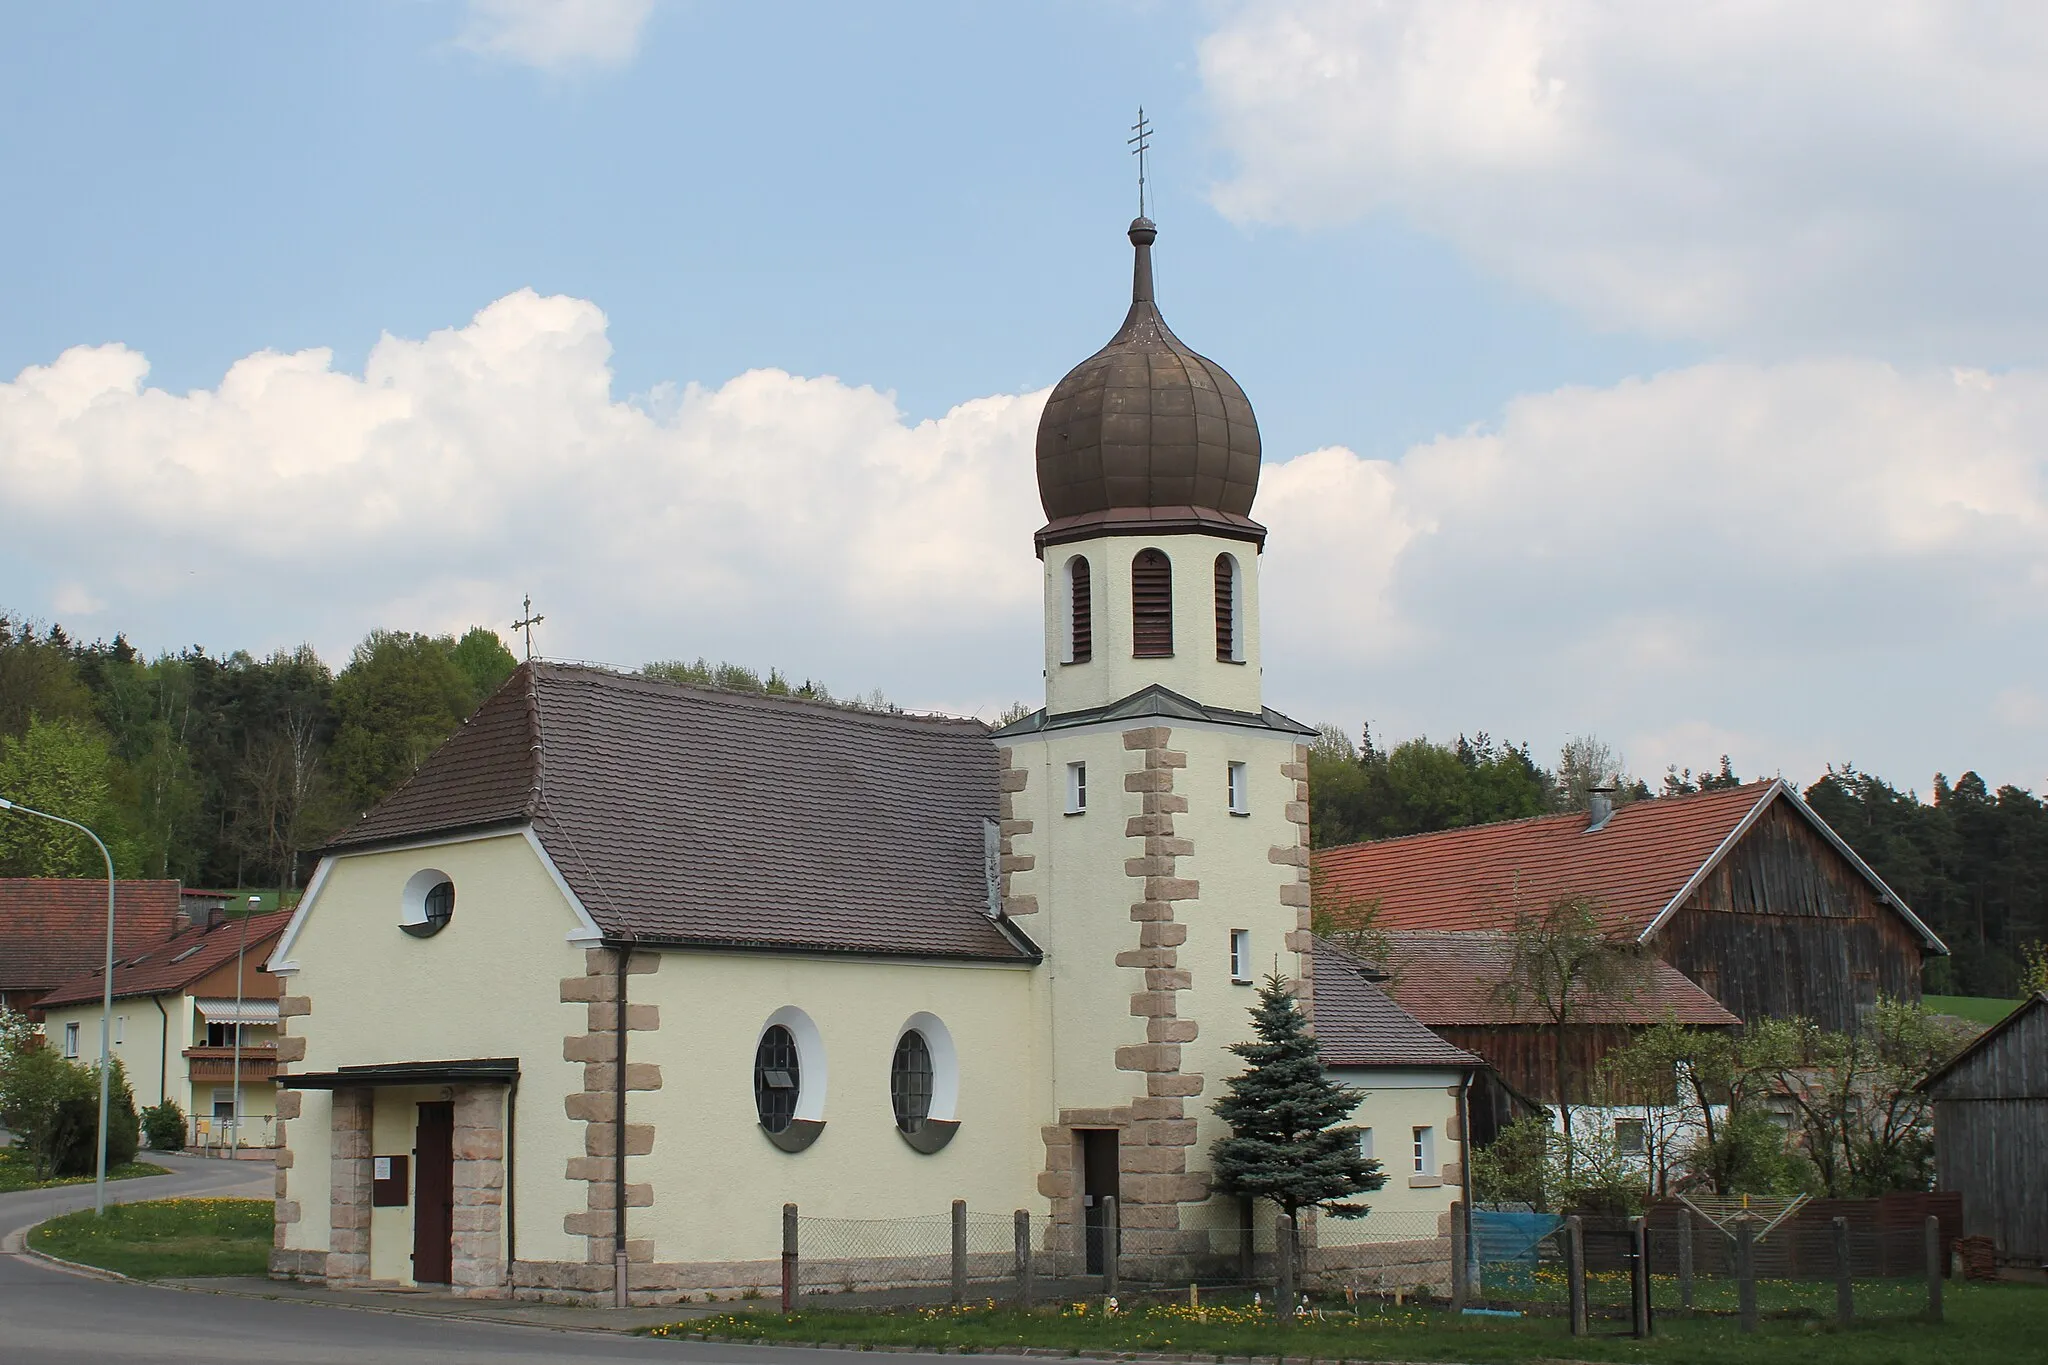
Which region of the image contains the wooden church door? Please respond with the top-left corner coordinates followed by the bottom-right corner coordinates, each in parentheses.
top-left (412, 1101), bottom-right (455, 1284)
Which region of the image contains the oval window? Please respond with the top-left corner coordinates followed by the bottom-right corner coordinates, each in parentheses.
top-left (891, 1030), bottom-right (934, 1133)
top-left (754, 1024), bottom-right (801, 1133)
top-left (400, 869), bottom-right (455, 938)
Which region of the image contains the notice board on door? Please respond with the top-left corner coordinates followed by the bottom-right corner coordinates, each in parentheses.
top-left (371, 1154), bottom-right (409, 1207)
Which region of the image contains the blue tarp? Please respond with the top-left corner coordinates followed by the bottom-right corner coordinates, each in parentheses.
top-left (1472, 1210), bottom-right (1563, 1265)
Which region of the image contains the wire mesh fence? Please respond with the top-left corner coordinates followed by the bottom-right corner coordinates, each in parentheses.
top-left (786, 1203), bottom-right (1454, 1307)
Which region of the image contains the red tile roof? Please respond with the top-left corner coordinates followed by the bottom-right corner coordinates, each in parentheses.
top-left (0, 879), bottom-right (186, 996)
top-left (1380, 931), bottom-right (1740, 1027)
top-left (35, 910), bottom-right (292, 1010)
top-left (1311, 936), bottom-right (1484, 1068)
top-left (1314, 779), bottom-right (1941, 949)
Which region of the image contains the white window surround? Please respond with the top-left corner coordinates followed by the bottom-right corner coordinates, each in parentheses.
top-left (1229, 928), bottom-right (1252, 983)
top-left (62, 1022), bottom-right (79, 1058)
top-left (1413, 1125), bottom-right (1434, 1174)
top-left (1066, 761), bottom-right (1087, 815)
top-left (114, 1015), bottom-right (124, 1045)
top-left (1357, 1126), bottom-right (1374, 1160)
top-left (761, 1005), bottom-right (828, 1123)
top-left (899, 1011), bottom-right (960, 1123)
top-left (399, 867), bottom-right (456, 936)
top-left (1227, 761), bottom-right (1249, 815)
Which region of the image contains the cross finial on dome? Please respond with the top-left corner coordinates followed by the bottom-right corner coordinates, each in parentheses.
top-left (1128, 107), bottom-right (1151, 219)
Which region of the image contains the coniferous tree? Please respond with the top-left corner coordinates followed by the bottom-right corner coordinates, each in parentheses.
top-left (1210, 976), bottom-right (1384, 1233)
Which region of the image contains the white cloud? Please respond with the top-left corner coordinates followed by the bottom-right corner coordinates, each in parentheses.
top-left (459, 0), bottom-right (652, 71)
top-left (4, 293), bottom-right (2045, 786)
top-left (1200, 1), bottom-right (2048, 351)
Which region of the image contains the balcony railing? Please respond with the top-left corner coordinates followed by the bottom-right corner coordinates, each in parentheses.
top-left (182, 1044), bottom-right (278, 1082)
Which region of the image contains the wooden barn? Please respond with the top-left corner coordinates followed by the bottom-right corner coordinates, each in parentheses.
top-left (1919, 991), bottom-right (2048, 1269)
top-left (1314, 779), bottom-right (1947, 1034)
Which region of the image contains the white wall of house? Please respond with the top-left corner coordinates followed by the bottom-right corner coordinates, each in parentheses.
top-left (1319, 1067), bottom-right (1466, 1242)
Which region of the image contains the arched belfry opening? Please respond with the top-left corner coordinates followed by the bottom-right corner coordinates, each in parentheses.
top-left (1066, 555), bottom-right (1092, 664)
top-left (1132, 549), bottom-right (1173, 657)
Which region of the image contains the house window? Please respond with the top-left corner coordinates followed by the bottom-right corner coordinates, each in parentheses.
top-left (754, 1024), bottom-right (802, 1134)
top-left (1066, 761), bottom-right (1087, 815)
top-left (113, 1015), bottom-right (125, 1045)
top-left (1357, 1127), bottom-right (1374, 1160)
top-left (212, 1089), bottom-right (238, 1121)
top-left (1131, 549), bottom-right (1173, 657)
top-left (1227, 761), bottom-right (1249, 815)
top-left (1214, 554), bottom-right (1243, 661)
top-left (62, 1022), bottom-right (79, 1058)
top-left (1615, 1117), bottom-right (1646, 1155)
top-left (1066, 556), bottom-right (1092, 663)
top-left (891, 1029), bottom-right (935, 1134)
top-left (1230, 929), bottom-right (1252, 984)
top-left (207, 1022), bottom-right (247, 1048)
top-left (1413, 1126), bottom-right (1435, 1175)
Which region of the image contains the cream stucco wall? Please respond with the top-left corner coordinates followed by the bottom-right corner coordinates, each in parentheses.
top-left (1319, 1067), bottom-right (1465, 1243)
top-left (1043, 532), bottom-right (1264, 717)
top-left (38, 999), bottom-right (171, 1112)
top-left (272, 831), bottom-right (591, 1268)
top-left (1000, 720), bottom-right (1302, 1178)
top-left (629, 954), bottom-right (1042, 1264)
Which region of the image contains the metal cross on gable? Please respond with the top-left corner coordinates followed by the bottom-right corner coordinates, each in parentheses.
top-left (512, 594), bottom-right (545, 661)
top-left (1129, 106), bottom-right (1152, 218)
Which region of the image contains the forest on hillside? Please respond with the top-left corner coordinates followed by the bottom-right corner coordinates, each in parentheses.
top-left (1, 611), bottom-right (2043, 996)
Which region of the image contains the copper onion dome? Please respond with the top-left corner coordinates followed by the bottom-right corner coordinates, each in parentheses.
top-left (1035, 217), bottom-right (1262, 526)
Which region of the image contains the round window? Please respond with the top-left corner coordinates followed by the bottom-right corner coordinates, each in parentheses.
top-left (754, 1024), bottom-right (801, 1133)
top-left (400, 869), bottom-right (455, 938)
top-left (891, 1030), bottom-right (934, 1133)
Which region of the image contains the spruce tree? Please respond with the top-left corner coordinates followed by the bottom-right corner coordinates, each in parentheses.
top-left (1209, 975), bottom-right (1384, 1229)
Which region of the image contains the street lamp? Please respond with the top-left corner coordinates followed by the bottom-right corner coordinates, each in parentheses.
top-left (0, 796), bottom-right (118, 1214)
top-left (229, 895), bottom-right (255, 1152)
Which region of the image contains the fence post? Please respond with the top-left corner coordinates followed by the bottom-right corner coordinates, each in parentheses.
top-left (1275, 1212), bottom-right (1295, 1319)
top-left (1450, 1201), bottom-right (1468, 1308)
top-left (1014, 1209), bottom-right (1035, 1310)
top-left (1736, 1221), bottom-right (1758, 1334)
top-left (1102, 1196), bottom-right (1119, 1300)
top-left (1677, 1207), bottom-right (1693, 1311)
top-left (1565, 1216), bottom-right (1586, 1338)
top-left (951, 1199), bottom-right (968, 1307)
top-left (781, 1203), bottom-right (798, 1314)
top-left (1924, 1214), bottom-right (1943, 1324)
top-left (1832, 1216), bottom-right (1853, 1326)
top-left (1630, 1217), bottom-right (1652, 1339)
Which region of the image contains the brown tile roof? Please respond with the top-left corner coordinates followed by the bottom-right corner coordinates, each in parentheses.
top-left (1313, 780), bottom-right (1941, 950)
top-left (1378, 931), bottom-right (1740, 1027)
top-left (35, 911), bottom-right (291, 1010)
top-left (0, 879), bottom-right (186, 996)
top-left (322, 663), bottom-right (1034, 962)
top-left (1310, 936), bottom-right (1483, 1069)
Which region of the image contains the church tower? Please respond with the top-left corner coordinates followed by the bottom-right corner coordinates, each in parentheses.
top-left (995, 217), bottom-right (1315, 1276)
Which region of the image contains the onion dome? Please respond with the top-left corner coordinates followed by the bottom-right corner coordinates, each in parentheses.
top-left (1034, 218), bottom-right (1262, 540)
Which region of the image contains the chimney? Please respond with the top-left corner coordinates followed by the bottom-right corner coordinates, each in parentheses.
top-left (1587, 786), bottom-right (1616, 833)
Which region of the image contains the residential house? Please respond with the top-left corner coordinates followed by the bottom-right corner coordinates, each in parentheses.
top-left (35, 909), bottom-right (291, 1148)
top-left (0, 878), bottom-right (191, 1016)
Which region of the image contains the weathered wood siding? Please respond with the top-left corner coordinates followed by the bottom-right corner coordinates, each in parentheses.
top-left (1928, 998), bottom-right (2048, 1262)
top-left (1656, 798), bottom-right (1923, 1032)
top-left (1430, 1024), bottom-right (1678, 1106)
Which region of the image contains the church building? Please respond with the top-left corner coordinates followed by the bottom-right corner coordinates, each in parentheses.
top-left (265, 216), bottom-right (1469, 1301)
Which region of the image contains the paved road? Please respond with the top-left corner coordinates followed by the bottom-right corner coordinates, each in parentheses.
top-left (0, 1156), bottom-right (1010, 1364)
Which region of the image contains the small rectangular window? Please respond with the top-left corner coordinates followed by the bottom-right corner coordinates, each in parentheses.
top-left (1357, 1126), bottom-right (1374, 1160)
top-left (1413, 1125), bottom-right (1434, 1175)
top-left (1229, 929), bottom-right (1252, 983)
top-left (1065, 761), bottom-right (1087, 815)
top-left (1227, 761), bottom-right (1249, 814)
top-left (113, 1015), bottom-right (124, 1045)
top-left (1614, 1117), bottom-right (1646, 1155)
top-left (63, 1022), bottom-right (80, 1058)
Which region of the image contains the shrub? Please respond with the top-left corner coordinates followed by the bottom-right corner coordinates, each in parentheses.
top-left (142, 1100), bottom-right (187, 1152)
top-left (50, 1061), bottom-right (139, 1175)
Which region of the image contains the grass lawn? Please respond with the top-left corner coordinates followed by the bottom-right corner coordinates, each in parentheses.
top-left (0, 1146), bottom-right (166, 1193)
top-left (1923, 994), bottom-right (2024, 1025)
top-left (28, 1197), bottom-right (271, 1278)
top-left (651, 1283), bottom-right (2044, 1365)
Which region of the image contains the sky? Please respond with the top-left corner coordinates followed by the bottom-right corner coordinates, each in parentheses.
top-left (3, 0), bottom-right (2046, 795)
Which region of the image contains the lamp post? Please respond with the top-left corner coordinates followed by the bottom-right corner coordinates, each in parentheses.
top-left (229, 895), bottom-right (255, 1152)
top-left (0, 796), bottom-right (118, 1214)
